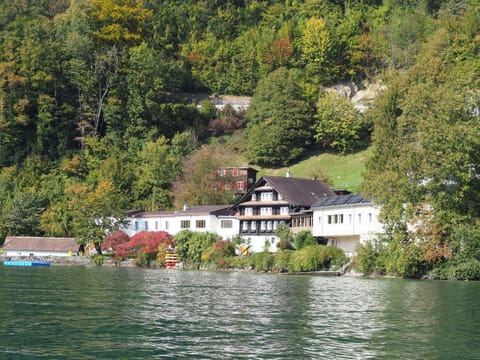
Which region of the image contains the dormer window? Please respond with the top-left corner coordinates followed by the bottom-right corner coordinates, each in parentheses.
top-left (260, 192), bottom-right (273, 201)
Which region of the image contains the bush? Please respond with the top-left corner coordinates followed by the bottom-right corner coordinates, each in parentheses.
top-left (92, 254), bottom-right (105, 266)
top-left (249, 251), bottom-right (275, 272)
top-left (289, 245), bottom-right (346, 272)
top-left (273, 249), bottom-right (294, 272)
top-left (203, 240), bottom-right (236, 269)
top-left (383, 240), bottom-right (424, 278)
top-left (294, 231), bottom-right (317, 250)
top-left (355, 241), bottom-right (384, 274)
top-left (432, 259), bottom-right (480, 280)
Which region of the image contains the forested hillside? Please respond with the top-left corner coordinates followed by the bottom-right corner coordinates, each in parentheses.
top-left (0, 0), bottom-right (479, 260)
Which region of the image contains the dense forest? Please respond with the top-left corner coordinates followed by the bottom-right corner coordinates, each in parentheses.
top-left (0, 0), bottom-right (480, 277)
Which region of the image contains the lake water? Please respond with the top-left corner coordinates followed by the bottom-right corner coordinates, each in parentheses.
top-left (0, 265), bottom-right (479, 359)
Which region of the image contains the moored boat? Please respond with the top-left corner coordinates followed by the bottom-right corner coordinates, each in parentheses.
top-left (3, 260), bottom-right (51, 267)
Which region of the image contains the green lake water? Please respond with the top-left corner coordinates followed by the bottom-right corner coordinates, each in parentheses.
top-left (0, 265), bottom-right (479, 359)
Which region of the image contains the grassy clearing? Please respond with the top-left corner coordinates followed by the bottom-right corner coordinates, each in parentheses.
top-left (256, 147), bottom-right (372, 193)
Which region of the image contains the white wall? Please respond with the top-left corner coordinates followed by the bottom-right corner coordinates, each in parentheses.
top-left (313, 203), bottom-right (384, 256)
top-left (239, 234), bottom-right (279, 253)
top-left (5, 250), bottom-right (72, 257)
top-left (123, 214), bottom-right (239, 240)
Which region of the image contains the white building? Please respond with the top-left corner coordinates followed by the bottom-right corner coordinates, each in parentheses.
top-left (2, 236), bottom-right (80, 257)
top-left (123, 205), bottom-right (239, 240)
top-left (311, 194), bottom-right (384, 256)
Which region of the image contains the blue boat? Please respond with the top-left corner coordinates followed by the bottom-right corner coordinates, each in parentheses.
top-left (3, 260), bottom-right (50, 267)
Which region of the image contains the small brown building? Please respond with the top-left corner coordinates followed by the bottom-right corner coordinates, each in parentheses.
top-left (2, 236), bottom-right (80, 257)
top-left (214, 166), bottom-right (258, 194)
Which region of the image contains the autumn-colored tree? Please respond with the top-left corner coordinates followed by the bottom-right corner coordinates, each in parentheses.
top-left (172, 144), bottom-right (243, 208)
top-left (102, 230), bottom-right (130, 253)
top-left (299, 18), bottom-right (332, 78)
top-left (116, 231), bottom-right (173, 266)
top-left (89, 0), bottom-right (152, 45)
top-left (207, 105), bottom-right (246, 136)
top-left (67, 181), bottom-right (127, 254)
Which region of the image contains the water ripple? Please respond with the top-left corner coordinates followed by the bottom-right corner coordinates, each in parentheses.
top-left (1, 266), bottom-right (480, 359)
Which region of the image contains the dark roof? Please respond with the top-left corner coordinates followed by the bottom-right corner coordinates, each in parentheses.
top-left (234, 176), bottom-right (335, 207)
top-left (312, 193), bottom-right (372, 208)
top-left (3, 236), bottom-right (79, 252)
top-left (263, 176), bottom-right (336, 206)
top-left (129, 205), bottom-right (235, 218)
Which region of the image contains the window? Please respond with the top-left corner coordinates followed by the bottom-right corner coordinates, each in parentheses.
top-left (196, 220), bottom-right (206, 228)
top-left (318, 216), bottom-right (322, 224)
top-left (155, 221), bottom-right (159, 230)
top-left (251, 221), bottom-right (257, 231)
top-left (260, 207), bottom-right (272, 216)
top-left (327, 214), bottom-right (344, 224)
top-left (280, 207), bottom-right (289, 215)
top-left (242, 222), bottom-right (248, 232)
top-left (134, 222), bottom-right (138, 230)
top-left (348, 214), bottom-right (352, 224)
top-left (261, 221), bottom-right (266, 231)
top-left (219, 168), bottom-right (226, 176)
top-left (221, 220), bottom-right (232, 228)
top-left (236, 181), bottom-right (245, 190)
top-left (251, 193), bottom-right (257, 201)
top-left (267, 221), bottom-right (273, 231)
top-left (260, 192), bottom-right (273, 201)
top-left (245, 207), bottom-right (253, 216)
top-left (278, 193), bottom-right (283, 200)
top-left (368, 213), bottom-right (373, 223)
top-left (144, 221), bottom-right (148, 231)
top-left (358, 214), bottom-right (362, 223)
top-left (181, 220), bottom-right (190, 229)
top-left (165, 221), bottom-right (169, 230)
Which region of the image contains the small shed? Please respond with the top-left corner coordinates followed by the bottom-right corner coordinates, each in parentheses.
top-left (2, 236), bottom-right (80, 257)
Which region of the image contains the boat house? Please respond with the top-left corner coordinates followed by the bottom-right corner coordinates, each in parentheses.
top-left (2, 236), bottom-right (80, 257)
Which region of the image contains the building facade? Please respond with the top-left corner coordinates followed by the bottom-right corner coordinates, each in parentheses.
top-left (234, 176), bottom-right (336, 252)
top-left (2, 236), bottom-right (80, 257)
top-left (123, 205), bottom-right (239, 240)
top-left (214, 166), bottom-right (258, 195)
top-left (311, 194), bottom-right (384, 256)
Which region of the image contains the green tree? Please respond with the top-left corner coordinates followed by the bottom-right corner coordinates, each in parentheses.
top-left (275, 222), bottom-right (294, 250)
top-left (362, 22), bottom-right (480, 247)
top-left (313, 92), bottom-right (368, 153)
top-left (245, 67), bottom-right (315, 166)
top-left (66, 181), bottom-right (127, 254)
top-left (299, 17), bottom-right (332, 78)
top-left (3, 191), bottom-right (47, 237)
top-left (132, 136), bottom-right (177, 210)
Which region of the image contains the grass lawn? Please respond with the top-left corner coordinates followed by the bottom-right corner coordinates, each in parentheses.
top-left (256, 147), bottom-right (372, 193)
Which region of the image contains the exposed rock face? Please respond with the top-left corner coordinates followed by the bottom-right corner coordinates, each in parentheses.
top-left (323, 80), bottom-right (386, 112)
